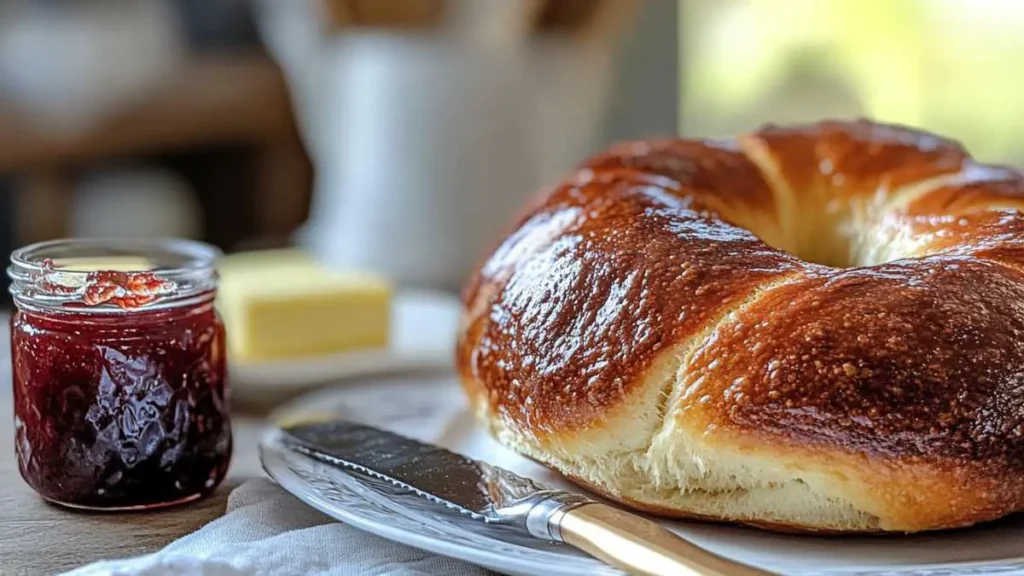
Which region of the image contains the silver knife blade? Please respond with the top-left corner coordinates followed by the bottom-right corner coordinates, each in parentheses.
top-left (280, 420), bottom-right (587, 527)
top-left (277, 421), bottom-right (776, 576)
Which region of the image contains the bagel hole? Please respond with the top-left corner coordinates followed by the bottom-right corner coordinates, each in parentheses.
top-left (723, 199), bottom-right (932, 269)
top-left (720, 208), bottom-right (868, 269)
top-left (772, 219), bottom-right (917, 269)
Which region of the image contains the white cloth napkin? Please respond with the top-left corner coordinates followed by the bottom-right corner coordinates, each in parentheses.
top-left (63, 479), bottom-right (493, 576)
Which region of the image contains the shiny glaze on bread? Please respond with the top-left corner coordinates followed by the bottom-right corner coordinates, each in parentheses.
top-left (457, 119), bottom-right (1024, 533)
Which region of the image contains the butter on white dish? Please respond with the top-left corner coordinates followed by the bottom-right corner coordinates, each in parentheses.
top-left (216, 249), bottom-right (392, 362)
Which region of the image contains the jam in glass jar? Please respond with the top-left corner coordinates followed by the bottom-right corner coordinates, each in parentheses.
top-left (8, 238), bottom-right (231, 510)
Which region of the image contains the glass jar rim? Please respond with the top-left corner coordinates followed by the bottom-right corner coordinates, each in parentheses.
top-left (8, 237), bottom-right (221, 313)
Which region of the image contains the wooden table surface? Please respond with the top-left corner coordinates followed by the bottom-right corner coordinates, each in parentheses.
top-left (0, 323), bottom-right (274, 575)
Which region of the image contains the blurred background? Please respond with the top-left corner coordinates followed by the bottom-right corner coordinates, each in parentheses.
top-left (4, 0), bottom-right (1024, 306)
top-left (0, 0), bottom-right (674, 304)
top-left (680, 0), bottom-right (1024, 163)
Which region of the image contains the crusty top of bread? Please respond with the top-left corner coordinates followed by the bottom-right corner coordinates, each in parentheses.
top-left (457, 119), bottom-right (1024, 533)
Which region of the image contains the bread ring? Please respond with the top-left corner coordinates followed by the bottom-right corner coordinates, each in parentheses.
top-left (457, 119), bottom-right (1024, 533)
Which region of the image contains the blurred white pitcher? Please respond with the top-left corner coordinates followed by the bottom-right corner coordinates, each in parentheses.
top-left (256, 3), bottom-right (614, 291)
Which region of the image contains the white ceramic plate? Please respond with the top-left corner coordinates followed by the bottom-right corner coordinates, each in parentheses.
top-left (261, 372), bottom-right (1024, 576)
top-left (229, 290), bottom-right (461, 390)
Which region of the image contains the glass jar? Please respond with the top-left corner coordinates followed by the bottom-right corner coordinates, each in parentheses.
top-left (8, 238), bottom-right (231, 510)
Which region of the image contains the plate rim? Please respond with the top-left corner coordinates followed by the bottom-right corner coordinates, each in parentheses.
top-left (231, 350), bottom-right (451, 388)
top-left (260, 373), bottom-right (1024, 576)
top-left (259, 428), bottom-right (612, 576)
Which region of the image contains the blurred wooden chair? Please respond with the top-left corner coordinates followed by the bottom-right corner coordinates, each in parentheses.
top-left (0, 53), bottom-right (313, 251)
top-left (320, 0), bottom-right (446, 30)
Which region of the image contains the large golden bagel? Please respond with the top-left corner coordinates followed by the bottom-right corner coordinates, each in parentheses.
top-left (457, 119), bottom-right (1024, 533)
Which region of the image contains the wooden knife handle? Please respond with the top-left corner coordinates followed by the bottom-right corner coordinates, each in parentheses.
top-left (559, 503), bottom-right (774, 576)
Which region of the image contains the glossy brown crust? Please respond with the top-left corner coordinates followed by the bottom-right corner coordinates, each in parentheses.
top-left (881, 210), bottom-right (1024, 271)
top-left (460, 138), bottom-right (785, 322)
top-left (582, 139), bottom-right (778, 220)
top-left (458, 118), bottom-right (1024, 531)
top-left (458, 169), bottom-right (803, 436)
top-left (686, 257), bottom-right (1024, 461)
top-left (740, 119), bottom-right (970, 202)
top-left (901, 162), bottom-right (1024, 216)
top-left (736, 120), bottom-right (977, 267)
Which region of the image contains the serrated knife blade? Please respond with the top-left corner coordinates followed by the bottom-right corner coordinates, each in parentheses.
top-left (281, 419), bottom-right (557, 523)
top-left (279, 420), bottom-right (774, 576)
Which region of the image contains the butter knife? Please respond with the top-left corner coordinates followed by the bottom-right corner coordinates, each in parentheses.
top-left (279, 420), bottom-right (773, 576)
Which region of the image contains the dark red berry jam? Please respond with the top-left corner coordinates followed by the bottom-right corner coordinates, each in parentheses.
top-left (8, 239), bottom-right (231, 510)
